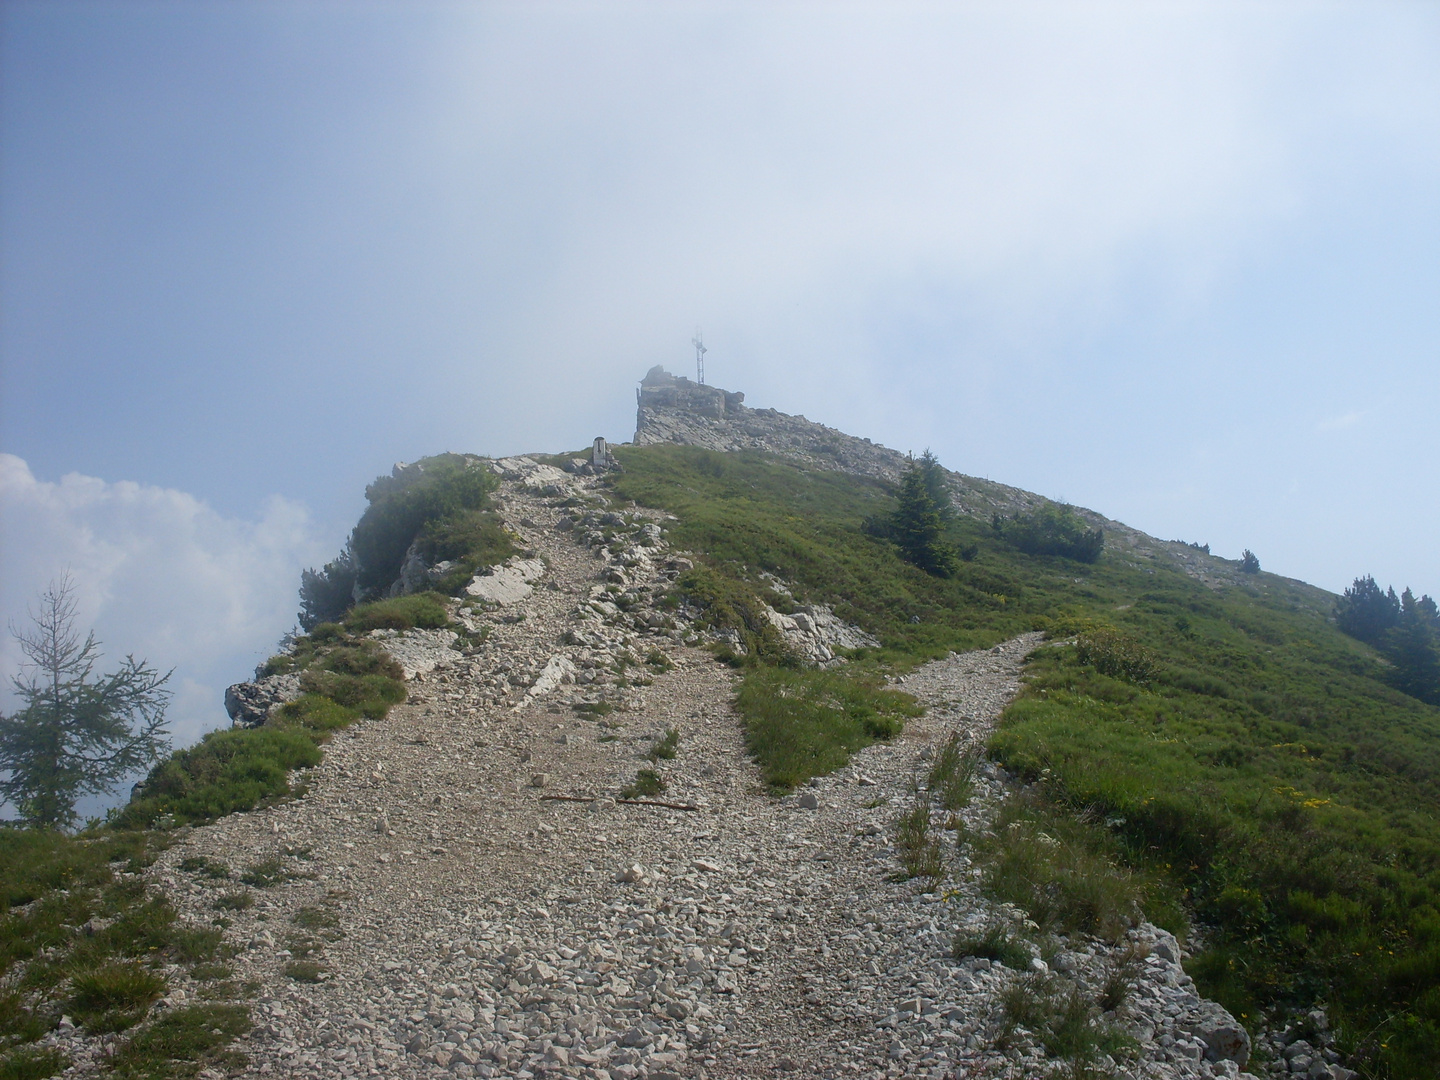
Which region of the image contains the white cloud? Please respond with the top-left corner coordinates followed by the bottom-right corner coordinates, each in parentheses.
top-left (0, 454), bottom-right (326, 753)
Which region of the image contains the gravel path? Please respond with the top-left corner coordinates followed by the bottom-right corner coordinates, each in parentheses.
top-left (134, 462), bottom-right (1257, 1080)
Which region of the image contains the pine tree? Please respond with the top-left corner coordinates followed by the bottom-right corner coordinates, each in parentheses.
top-left (917, 450), bottom-right (953, 522)
top-left (891, 460), bottom-right (957, 577)
top-left (1335, 575), bottom-right (1401, 645)
top-left (0, 577), bottom-right (171, 828)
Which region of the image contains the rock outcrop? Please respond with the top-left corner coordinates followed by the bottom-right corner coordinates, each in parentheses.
top-left (224, 672), bottom-right (302, 728)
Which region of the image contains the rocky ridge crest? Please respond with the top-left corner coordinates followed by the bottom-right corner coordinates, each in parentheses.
top-left (173, 437), bottom-right (1286, 1080)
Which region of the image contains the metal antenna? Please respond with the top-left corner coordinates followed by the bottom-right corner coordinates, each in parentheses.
top-left (692, 328), bottom-right (707, 385)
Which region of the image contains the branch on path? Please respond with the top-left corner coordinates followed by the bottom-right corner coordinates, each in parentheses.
top-left (540, 794), bottom-right (701, 812)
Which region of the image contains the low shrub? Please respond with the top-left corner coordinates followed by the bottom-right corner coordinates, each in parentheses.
top-left (674, 565), bottom-right (795, 666)
top-left (178, 857), bottom-right (230, 880)
top-left (620, 769), bottom-right (667, 799)
top-left (118, 728), bottom-right (323, 828)
top-left (0, 1046), bottom-right (69, 1080)
top-left (993, 503), bottom-right (1104, 563)
top-left (999, 972), bottom-right (1135, 1067)
top-left (283, 961), bottom-right (324, 983)
top-left (648, 729), bottom-right (679, 762)
top-left (110, 1003), bottom-right (250, 1078)
top-left (929, 732), bottom-right (978, 811)
top-left (978, 798), bottom-right (1141, 942)
top-left (69, 963), bottom-right (166, 1032)
top-left (239, 859), bottom-right (293, 888)
top-left (121, 638), bottom-right (405, 829)
top-left (1074, 626), bottom-right (1156, 686)
top-left (213, 891), bottom-right (253, 912)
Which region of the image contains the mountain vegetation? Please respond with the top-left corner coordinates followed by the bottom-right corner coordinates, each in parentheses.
top-left (609, 443), bottom-right (1440, 1079)
top-left (1335, 576), bottom-right (1440, 707)
top-left (992, 501), bottom-right (1105, 563)
top-left (298, 454), bottom-right (514, 628)
top-left (4, 439), bottom-right (1437, 1079)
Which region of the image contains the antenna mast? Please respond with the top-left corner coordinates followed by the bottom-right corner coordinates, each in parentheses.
top-left (692, 328), bottom-right (707, 385)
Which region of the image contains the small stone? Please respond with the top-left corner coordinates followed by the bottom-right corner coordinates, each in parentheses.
top-left (530, 774), bottom-right (549, 789)
top-left (797, 791), bottom-right (820, 810)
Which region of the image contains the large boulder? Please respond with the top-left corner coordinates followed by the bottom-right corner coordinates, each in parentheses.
top-left (466, 557), bottom-right (546, 605)
top-left (224, 673), bottom-right (303, 728)
top-left (1186, 1002), bottom-right (1251, 1067)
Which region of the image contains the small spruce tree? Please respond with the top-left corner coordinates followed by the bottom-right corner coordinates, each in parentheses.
top-left (0, 577), bottom-right (171, 828)
top-left (891, 459), bottom-right (957, 577)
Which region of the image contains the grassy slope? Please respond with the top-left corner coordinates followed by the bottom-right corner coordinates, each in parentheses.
top-left (0, 596), bottom-right (429, 1078)
top-left (610, 443), bottom-right (1440, 1079)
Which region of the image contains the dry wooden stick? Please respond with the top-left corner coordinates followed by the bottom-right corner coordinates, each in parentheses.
top-left (540, 794), bottom-right (700, 812)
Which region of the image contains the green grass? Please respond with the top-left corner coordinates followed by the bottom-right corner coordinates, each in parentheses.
top-left (121, 635), bottom-right (406, 829)
top-left (894, 799), bottom-right (945, 881)
top-left (929, 732), bottom-right (978, 811)
top-left (69, 963), bottom-right (167, 1033)
top-left (282, 960), bottom-right (324, 983)
top-left (606, 443), bottom-right (1440, 1074)
top-left (952, 922), bottom-right (1034, 969)
top-left (977, 796), bottom-right (1144, 943)
top-left (238, 858), bottom-right (294, 888)
top-left (110, 1002), bottom-right (250, 1078)
top-left (343, 592), bottom-right (452, 633)
top-left (0, 1046), bottom-right (68, 1080)
top-left (999, 972), bottom-right (1136, 1071)
top-left (0, 827), bottom-right (245, 1070)
top-left (733, 667), bottom-right (921, 790)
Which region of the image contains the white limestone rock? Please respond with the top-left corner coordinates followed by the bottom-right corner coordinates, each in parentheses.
top-left (465, 557), bottom-right (546, 605)
top-left (372, 627), bottom-right (460, 679)
top-left (526, 655), bottom-right (578, 699)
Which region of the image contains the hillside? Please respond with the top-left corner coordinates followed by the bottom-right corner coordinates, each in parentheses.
top-left (2, 371), bottom-right (1436, 1080)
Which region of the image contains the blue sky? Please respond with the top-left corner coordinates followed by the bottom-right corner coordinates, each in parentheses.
top-left (2, 2), bottom-right (1437, 763)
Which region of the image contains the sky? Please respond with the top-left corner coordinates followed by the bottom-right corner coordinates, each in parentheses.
top-left (2, 1), bottom-right (1437, 771)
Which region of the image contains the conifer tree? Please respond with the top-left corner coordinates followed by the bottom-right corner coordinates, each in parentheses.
top-left (891, 459), bottom-right (957, 577)
top-left (0, 577), bottom-right (171, 828)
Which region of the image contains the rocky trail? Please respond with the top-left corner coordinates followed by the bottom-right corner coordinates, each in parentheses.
top-left (137, 459), bottom-right (1259, 1080)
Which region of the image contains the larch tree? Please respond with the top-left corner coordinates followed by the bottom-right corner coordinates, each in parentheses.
top-left (0, 576), bottom-right (171, 828)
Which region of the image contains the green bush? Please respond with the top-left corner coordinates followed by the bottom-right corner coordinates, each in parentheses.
top-left (110, 1003), bottom-right (250, 1078)
top-left (894, 799), bottom-right (944, 881)
top-left (0, 1046), bottom-right (68, 1080)
top-left (1074, 626), bottom-right (1156, 685)
top-left (620, 769), bottom-right (667, 799)
top-left (118, 728), bottom-right (322, 828)
top-left (674, 565), bottom-right (794, 665)
top-left (350, 454), bottom-right (498, 595)
top-left (929, 732), bottom-right (978, 811)
top-left (993, 503), bottom-right (1104, 563)
top-left (999, 972), bottom-right (1135, 1067)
